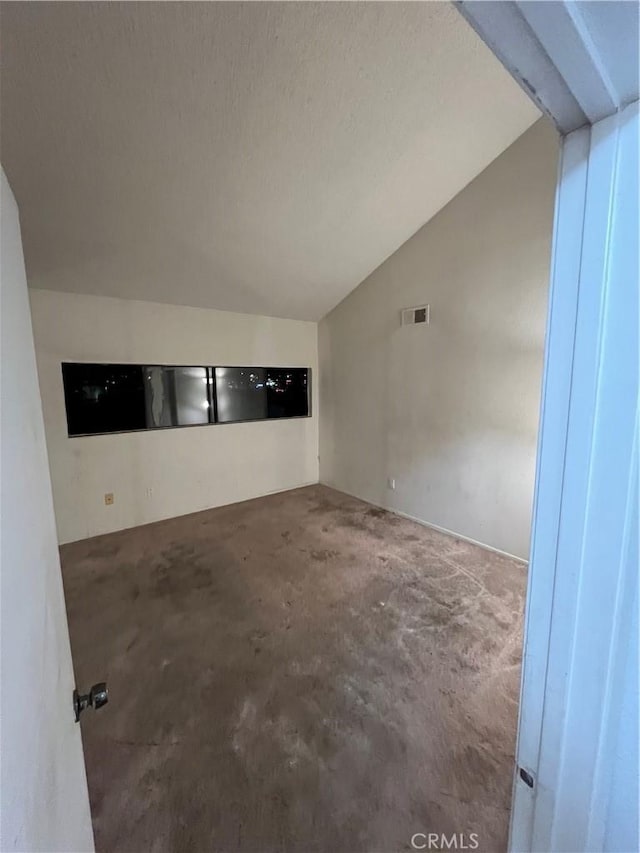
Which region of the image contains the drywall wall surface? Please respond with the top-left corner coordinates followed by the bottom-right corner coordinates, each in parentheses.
top-left (0, 169), bottom-right (94, 850)
top-left (319, 119), bottom-right (557, 559)
top-left (30, 289), bottom-right (318, 544)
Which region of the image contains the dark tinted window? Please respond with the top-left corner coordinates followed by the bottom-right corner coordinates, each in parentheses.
top-left (62, 363), bottom-right (147, 436)
top-left (215, 367), bottom-right (267, 423)
top-left (62, 363), bottom-right (310, 436)
top-left (215, 367), bottom-right (309, 422)
top-left (265, 369), bottom-right (309, 418)
top-left (143, 366), bottom-right (210, 427)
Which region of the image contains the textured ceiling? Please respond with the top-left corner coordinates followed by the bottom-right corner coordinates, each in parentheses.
top-left (0, 2), bottom-right (539, 321)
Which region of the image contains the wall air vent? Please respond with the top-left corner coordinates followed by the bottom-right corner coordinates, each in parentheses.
top-left (401, 304), bottom-right (430, 327)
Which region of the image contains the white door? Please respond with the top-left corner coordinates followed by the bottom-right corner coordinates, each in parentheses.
top-left (0, 168), bottom-right (94, 852)
top-left (511, 100), bottom-right (639, 853)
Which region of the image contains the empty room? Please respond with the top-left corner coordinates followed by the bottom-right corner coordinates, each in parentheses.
top-left (2, 3), bottom-right (638, 853)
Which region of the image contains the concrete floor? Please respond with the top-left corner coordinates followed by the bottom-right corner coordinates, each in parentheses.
top-left (61, 485), bottom-right (526, 853)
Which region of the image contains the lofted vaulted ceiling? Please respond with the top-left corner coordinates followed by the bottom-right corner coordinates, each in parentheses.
top-left (0, 2), bottom-right (539, 321)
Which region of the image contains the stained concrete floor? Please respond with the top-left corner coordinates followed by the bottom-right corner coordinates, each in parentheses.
top-left (61, 485), bottom-right (526, 853)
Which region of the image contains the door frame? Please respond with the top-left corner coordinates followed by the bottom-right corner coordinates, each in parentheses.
top-left (456, 3), bottom-right (638, 850)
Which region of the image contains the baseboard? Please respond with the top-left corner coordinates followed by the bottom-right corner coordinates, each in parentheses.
top-left (65, 480), bottom-right (528, 567)
top-left (60, 479), bottom-right (321, 545)
top-left (318, 481), bottom-right (529, 566)
top-left (391, 508), bottom-right (528, 565)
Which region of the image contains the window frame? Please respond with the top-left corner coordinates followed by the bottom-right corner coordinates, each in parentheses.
top-left (61, 362), bottom-right (311, 437)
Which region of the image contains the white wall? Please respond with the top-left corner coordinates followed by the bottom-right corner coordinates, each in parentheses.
top-left (319, 119), bottom-right (558, 560)
top-left (0, 170), bottom-right (94, 850)
top-left (30, 290), bottom-right (318, 544)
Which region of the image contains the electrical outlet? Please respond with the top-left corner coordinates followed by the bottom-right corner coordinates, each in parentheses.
top-left (145, 487), bottom-right (153, 499)
top-left (388, 477), bottom-right (396, 491)
top-left (104, 493), bottom-right (114, 506)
